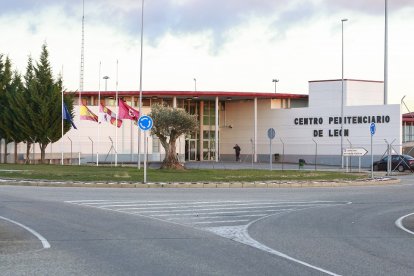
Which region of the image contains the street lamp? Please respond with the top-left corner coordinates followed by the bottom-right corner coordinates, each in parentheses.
top-left (103, 76), bottom-right (109, 91)
top-left (194, 78), bottom-right (197, 92)
top-left (341, 18), bottom-right (348, 169)
top-left (272, 79), bottom-right (279, 93)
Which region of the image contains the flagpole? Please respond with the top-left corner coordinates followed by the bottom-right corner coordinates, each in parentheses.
top-left (61, 66), bottom-right (64, 165)
top-left (138, 0), bottom-right (145, 169)
top-left (384, 0), bottom-right (388, 105)
top-left (97, 61), bottom-right (101, 166)
top-left (115, 59), bottom-right (119, 166)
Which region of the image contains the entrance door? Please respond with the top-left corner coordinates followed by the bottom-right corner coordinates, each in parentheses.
top-left (188, 139), bottom-right (197, 161)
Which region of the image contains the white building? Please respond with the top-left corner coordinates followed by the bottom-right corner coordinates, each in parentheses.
top-left (1, 79), bottom-right (403, 166)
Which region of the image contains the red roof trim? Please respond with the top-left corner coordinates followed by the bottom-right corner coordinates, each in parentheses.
top-left (403, 112), bottom-right (414, 123)
top-left (71, 90), bottom-right (308, 99)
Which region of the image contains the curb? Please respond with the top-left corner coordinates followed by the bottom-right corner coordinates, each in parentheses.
top-left (0, 177), bottom-right (401, 188)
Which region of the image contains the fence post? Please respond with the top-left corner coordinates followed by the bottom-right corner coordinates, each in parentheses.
top-left (88, 137), bottom-right (94, 163)
top-left (280, 138), bottom-right (285, 171)
top-left (312, 139), bottom-right (317, 171)
top-left (67, 137), bottom-right (73, 165)
top-left (347, 138), bottom-right (352, 172)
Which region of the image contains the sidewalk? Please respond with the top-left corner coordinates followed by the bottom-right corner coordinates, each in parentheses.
top-left (182, 161), bottom-right (366, 172)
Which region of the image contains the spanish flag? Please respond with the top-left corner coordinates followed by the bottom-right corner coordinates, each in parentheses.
top-left (80, 104), bottom-right (98, 122)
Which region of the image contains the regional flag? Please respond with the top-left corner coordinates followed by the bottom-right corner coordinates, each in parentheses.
top-left (118, 99), bottom-right (139, 121)
top-left (99, 104), bottom-right (122, 128)
top-left (62, 102), bottom-right (77, 129)
top-left (80, 105), bottom-right (98, 122)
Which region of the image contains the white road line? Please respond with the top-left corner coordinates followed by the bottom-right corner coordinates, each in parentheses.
top-left (395, 212), bottom-right (414, 236)
top-left (151, 209), bottom-right (297, 217)
top-left (67, 200), bottom-right (342, 206)
top-left (109, 202), bottom-right (329, 210)
top-left (168, 214), bottom-right (268, 220)
top-left (191, 219), bottom-right (250, 225)
top-left (0, 216), bottom-right (50, 249)
top-left (67, 200), bottom-right (251, 206)
top-left (123, 204), bottom-right (331, 214)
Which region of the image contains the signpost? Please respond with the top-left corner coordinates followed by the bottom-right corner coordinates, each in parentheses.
top-left (267, 128), bottom-right (276, 170)
top-left (343, 148), bottom-right (368, 172)
top-left (370, 122), bottom-right (376, 178)
top-left (138, 116), bottom-right (153, 183)
top-left (343, 148), bottom-right (368, 157)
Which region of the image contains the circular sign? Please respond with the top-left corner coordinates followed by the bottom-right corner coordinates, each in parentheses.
top-left (267, 128), bottom-right (276, 140)
top-left (138, 115), bottom-right (153, 131)
top-left (370, 122), bottom-right (376, 136)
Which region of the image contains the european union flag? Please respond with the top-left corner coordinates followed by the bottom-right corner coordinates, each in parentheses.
top-left (63, 103), bottom-right (77, 129)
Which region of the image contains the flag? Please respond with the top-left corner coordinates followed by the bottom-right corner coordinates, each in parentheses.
top-left (118, 98), bottom-right (139, 121)
top-left (99, 104), bottom-right (122, 128)
top-left (80, 104), bottom-right (98, 122)
top-left (62, 102), bottom-right (77, 129)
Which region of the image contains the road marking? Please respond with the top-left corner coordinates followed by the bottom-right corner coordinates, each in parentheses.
top-left (151, 209), bottom-right (297, 217)
top-left (168, 214), bottom-right (268, 220)
top-left (207, 224), bottom-right (341, 276)
top-left (395, 212), bottom-right (414, 236)
top-left (0, 216), bottom-right (50, 249)
top-left (111, 202), bottom-right (330, 211)
top-left (65, 199), bottom-right (349, 275)
top-left (191, 219), bottom-right (250, 225)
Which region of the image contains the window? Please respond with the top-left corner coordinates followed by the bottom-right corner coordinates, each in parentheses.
top-left (271, 98), bottom-right (290, 109)
top-left (152, 136), bottom-right (160, 153)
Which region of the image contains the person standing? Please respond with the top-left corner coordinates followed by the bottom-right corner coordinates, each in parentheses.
top-left (233, 144), bottom-right (241, 162)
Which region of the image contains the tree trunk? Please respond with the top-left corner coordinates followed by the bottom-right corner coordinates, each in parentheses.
top-left (14, 142), bottom-right (18, 164)
top-left (40, 143), bottom-right (47, 164)
top-left (3, 140), bottom-right (8, 164)
top-left (161, 138), bottom-right (184, 170)
top-left (25, 142), bottom-right (31, 164)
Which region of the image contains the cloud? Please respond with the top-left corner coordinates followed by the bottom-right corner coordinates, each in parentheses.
top-left (3, 0), bottom-right (414, 51)
top-left (322, 0), bottom-right (414, 14)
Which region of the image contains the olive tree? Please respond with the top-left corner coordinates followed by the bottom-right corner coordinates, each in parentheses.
top-left (149, 104), bottom-right (198, 169)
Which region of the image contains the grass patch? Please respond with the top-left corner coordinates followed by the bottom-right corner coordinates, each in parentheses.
top-left (0, 164), bottom-right (366, 183)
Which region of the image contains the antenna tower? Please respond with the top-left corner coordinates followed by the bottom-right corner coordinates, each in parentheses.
top-left (79, 0), bottom-right (85, 95)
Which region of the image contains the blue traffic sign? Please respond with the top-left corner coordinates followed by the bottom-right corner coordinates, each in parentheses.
top-left (267, 128), bottom-right (276, 140)
top-left (370, 122), bottom-right (376, 136)
top-left (138, 115), bottom-right (153, 131)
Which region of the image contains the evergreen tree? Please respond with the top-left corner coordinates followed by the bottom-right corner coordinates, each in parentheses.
top-left (29, 43), bottom-right (73, 163)
top-left (10, 56), bottom-right (37, 162)
top-left (3, 71), bottom-right (25, 163)
top-left (0, 56), bottom-right (14, 163)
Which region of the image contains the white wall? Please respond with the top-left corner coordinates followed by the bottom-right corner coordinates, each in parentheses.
top-left (309, 81), bottom-right (342, 108)
top-left (221, 99), bottom-right (401, 160)
top-left (309, 80), bottom-right (384, 108)
top-left (346, 81), bottom-right (384, 106)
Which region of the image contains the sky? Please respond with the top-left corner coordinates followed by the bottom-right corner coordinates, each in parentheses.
top-left (1, 0), bottom-right (414, 110)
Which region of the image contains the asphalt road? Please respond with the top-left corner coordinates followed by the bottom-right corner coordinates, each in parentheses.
top-left (1, 176), bottom-right (414, 275)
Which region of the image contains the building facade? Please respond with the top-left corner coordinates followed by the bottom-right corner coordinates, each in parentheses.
top-left (0, 79), bottom-right (405, 166)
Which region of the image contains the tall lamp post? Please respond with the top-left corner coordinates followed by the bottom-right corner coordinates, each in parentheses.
top-left (194, 78), bottom-right (197, 92)
top-left (103, 76), bottom-right (109, 91)
top-left (272, 79), bottom-right (279, 93)
top-left (341, 18), bottom-right (348, 169)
